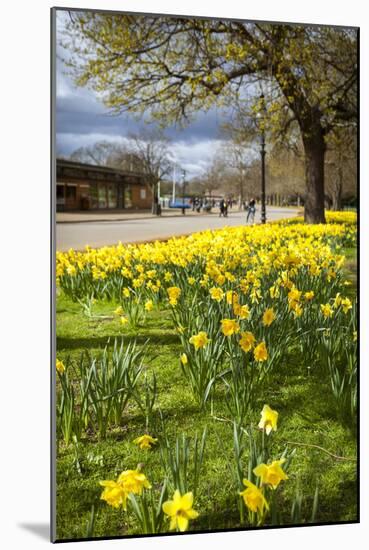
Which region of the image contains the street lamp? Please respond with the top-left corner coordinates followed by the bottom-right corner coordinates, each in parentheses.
top-left (172, 164), bottom-right (177, 204)
top-left (257, 94), bottom-right (267, 224)
top-left (181, 169), bottom-right (186, 215)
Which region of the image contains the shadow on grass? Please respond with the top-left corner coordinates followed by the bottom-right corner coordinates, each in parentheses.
top-left (57, 332), bottom-right (181, 351)
top-left (194, 507), bottom-right (241, 532)
top-left (318, 479), bottom-right (358, 522)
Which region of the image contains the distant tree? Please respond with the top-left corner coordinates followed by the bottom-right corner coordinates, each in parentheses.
top-left (325, 127), bottom-right (357, 210)
top-left (62, 14), bottom-right (357, 223)
top-left (69, 141), bottom-right (120, 166)
top-left (218, 135), bottom-right (257, 207)
top-left (123, 130), bottom-right (173, 214)
top-left (107, 146), bottom-right (142, 172)
top-left (201, 159), bottom-right (226, 198)
top-left (267, 142), bottom-right (305, 200)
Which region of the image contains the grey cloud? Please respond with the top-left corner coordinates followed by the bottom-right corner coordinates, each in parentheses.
top-left (55, 19), bottom-right (230, 178)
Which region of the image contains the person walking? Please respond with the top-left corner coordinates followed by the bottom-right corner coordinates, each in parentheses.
top-left (246, 198), bottom-right (256, 223)
top-left (219, 198), bottom-right (225, 217)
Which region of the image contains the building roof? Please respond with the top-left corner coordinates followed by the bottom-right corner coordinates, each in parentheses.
top-left (56, 158), bottom-right (147, 180)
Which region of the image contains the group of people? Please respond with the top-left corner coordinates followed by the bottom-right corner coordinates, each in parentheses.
top-left (218, 198), bottom-right (229, 217)
top-left (192, 197), bottom-right (213, 213)
top-left (191, 196), bottom-right (257, 222)
top-left (219, 197), bottom-right (256, 222)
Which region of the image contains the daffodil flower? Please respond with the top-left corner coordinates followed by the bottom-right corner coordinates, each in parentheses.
top-left (258, 404), bottom-right (278, 435)
top-left (162, 490), bottom-right (199, 532)
top-left (221, 319), bottom-right (240, 336)
top-left (133, 434), bottom-right (158, 450)
top-left (253, 459), bottom-right (288, 489)
top-left (254, 341), bottom-right (268, 361)
top-left (239, 479), bottom-right (269, 515)
top-left (56, 359), bottom-right (65, 374)
top-left (189, 331), bottom-right (210, 350)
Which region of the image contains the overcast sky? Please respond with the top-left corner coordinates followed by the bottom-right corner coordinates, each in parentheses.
top-left (55, 10), bottom-right (232, 179)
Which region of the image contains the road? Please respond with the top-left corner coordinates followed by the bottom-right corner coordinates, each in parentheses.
top-left (56, 207), bottom-right (299, 251)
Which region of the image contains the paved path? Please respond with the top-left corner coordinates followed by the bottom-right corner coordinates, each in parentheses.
top-left (56, 207), bottom-right (299, 251)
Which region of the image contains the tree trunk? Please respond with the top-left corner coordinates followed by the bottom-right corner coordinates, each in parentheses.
top-left (151, 182), bottom-right (160, 215)
top-left (332, 180), bottom-right (342, 211)
top-left (302, 126), bottom-right (326, 223)
top-left (332, 159), bottom-right (343, 211)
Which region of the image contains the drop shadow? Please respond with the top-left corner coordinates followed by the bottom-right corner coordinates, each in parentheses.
top-left (18, 522), bottom-right (49, 541)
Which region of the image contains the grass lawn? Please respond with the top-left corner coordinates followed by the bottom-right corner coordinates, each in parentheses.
top-left (55, 248), bottom-right (357, 540)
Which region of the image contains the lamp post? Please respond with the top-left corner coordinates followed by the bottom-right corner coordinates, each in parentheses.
top-left (181, 169), bottom-right (186, 215)
top-left (172, 164), bottom-right (176, 204)
top-left (257, 94), bottom-right (267, 224)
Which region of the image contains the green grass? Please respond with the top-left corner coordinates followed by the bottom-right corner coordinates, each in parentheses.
top-left (55, 250), bottom-right (358, 540)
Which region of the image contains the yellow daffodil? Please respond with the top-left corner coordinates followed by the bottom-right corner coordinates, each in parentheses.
top-left (187, 277), bottom-right (196, 285)
top-left (120, 316), bottom-right (129, 325)
top-left (288, 287), bottom-right (302, 302)
top-left (164, 271), bottom-right (173, 282)
top-left (262, 308), bottom-right (276, 326)
top-left (239, 331), bottom-right (256, 352)
top-left (238, 304), bottom-right (251, 320)
top-left (333, 293), bottom-right (342, 308)
top-left (258, 404), bottom-right (278, 435)
top-left (180, 353), bottom-right (188, 365)
top-left (269, 285), bottom-right (280, 299)
top-left (99, 480), bottom-right (128, 509)
top-left (144, 300), bottom-right (153, 311)
top-left (133, 434), bottom-right (158, 450)
top-left (233, 302), bottom-right (241, 316)
top-left (122, 287), bottom-right (130, 297)
top-left (56, 359), bottom-right (65, 374)
top-left (253, 459), bottom-right (288, 489)
top-left (66, 264), bottom-right (77, 276)
top-left (209, 287), bottom-right (224, 302)
top-left (226, 290), bottom-right (238, 305)
top-left (321, 303), bottom-right (333, 318)
top-left (292, 302), bottom-right (303, 317)
top-left (254, 341), bottom-right (268, 361)
top-left (304, 291), bottom-right (314, 301)
top-left (114, 305), bottom-right (124, 315)
top-left (167, 286), bottom-right (181, 306)
top-left (99, 467), bottom-right (151, 510)
top-left (341, 297), bottom-right (352, 314)
top-left (239, 479), bottom-right (269, 515)
top-left (162, 490), bottom-right (199, 532)
top-left (189, 331), bottom-right (210, 350)
top-left (117, 469), bottom-right (151, 494)
top-left (250, 287), bottom-right (261, 304)
top-left (221, 318), bottom-right (240, 337)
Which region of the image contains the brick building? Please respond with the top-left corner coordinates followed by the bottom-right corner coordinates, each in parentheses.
top-left (56, 159), bottom-right (152, 211)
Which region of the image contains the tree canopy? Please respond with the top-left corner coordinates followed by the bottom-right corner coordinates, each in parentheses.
top-left (61, 11), bottom-right (358, 222)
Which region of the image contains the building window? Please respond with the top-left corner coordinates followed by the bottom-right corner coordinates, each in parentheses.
top-left (107, 183), bottom-right (118, 209)
top-left (98, 183), bottom-right (107, 208)
top-left (89, 183), bottom-right (99, 209)
top-left (124, 185), bottom-right (132, 208)
top-left (66, 184), bottom-right (77, 201)
top-left (57, 185), bottom-right (65, 206)
top-left (140, 188), bottom-right (147, 200)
